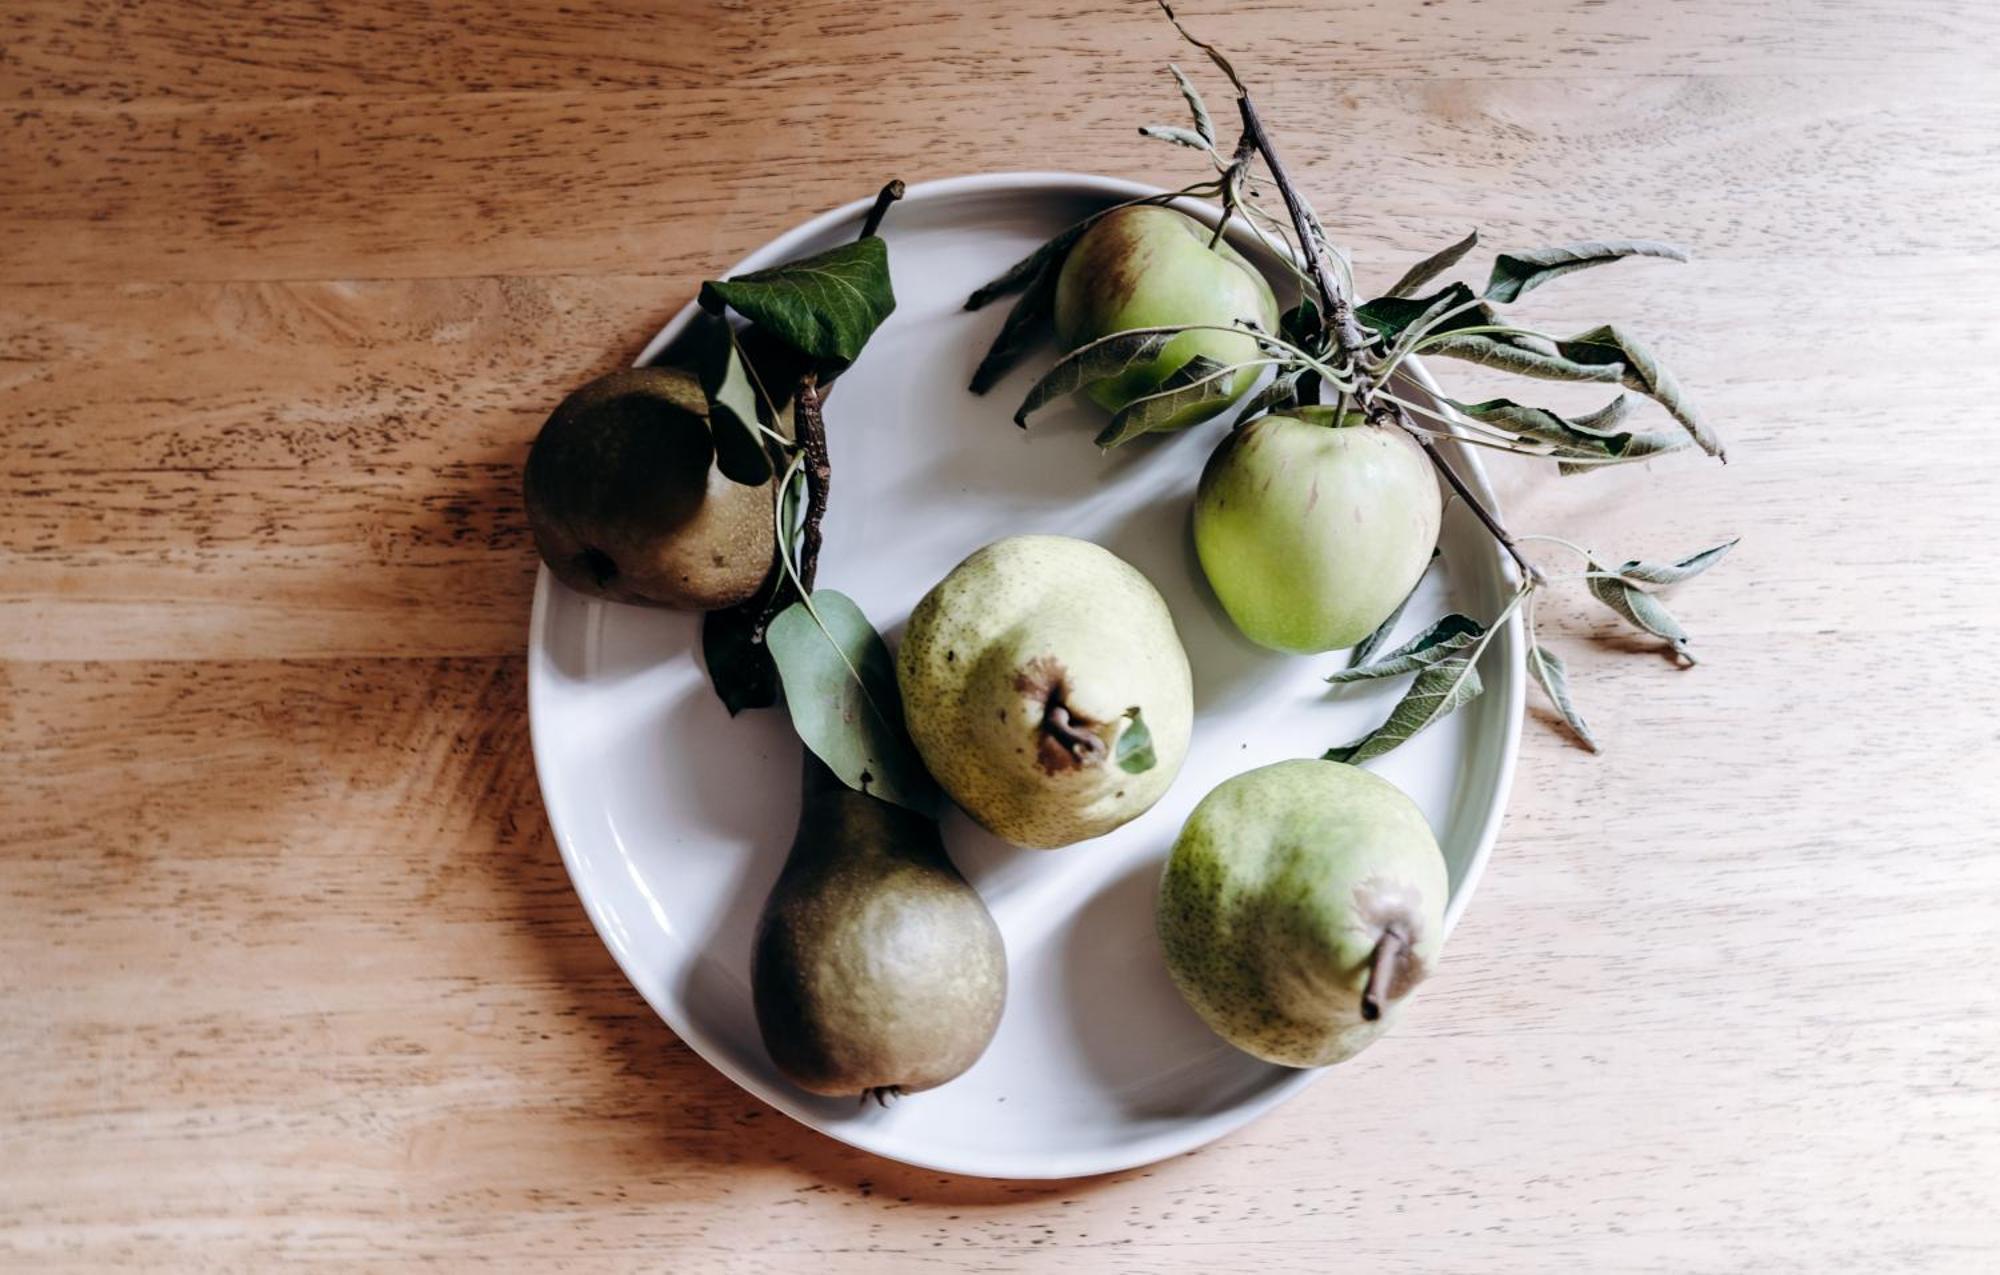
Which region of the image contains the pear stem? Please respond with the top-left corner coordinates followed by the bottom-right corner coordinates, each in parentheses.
top-left (860, 180), bottom-right (906, 240)
top-left (1042, 704), bottom-right (1108, 766)
top-left (1360, 925), bottom-right (1407, 1022)
top-left (1231, 90), bottom-right (1546, 588)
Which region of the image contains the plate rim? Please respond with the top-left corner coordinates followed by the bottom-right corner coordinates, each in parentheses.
top-left (526, 170), bottom-right (1524, 1179)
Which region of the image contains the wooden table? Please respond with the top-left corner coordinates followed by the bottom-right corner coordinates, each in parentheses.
top-left (7, 2), bottom-right (1998, 1268)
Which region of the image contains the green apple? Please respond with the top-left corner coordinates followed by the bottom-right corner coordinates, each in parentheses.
top-left (1157, 758), bottom-right (1448, 1068)
top-left (1193, 408), bottom-right (1441, 653)
top-left (1053, 206), bottom-right (1279, 432)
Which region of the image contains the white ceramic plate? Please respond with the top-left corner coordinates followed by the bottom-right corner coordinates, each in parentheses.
top-left (527, 173), bottom-right (1523, 1180)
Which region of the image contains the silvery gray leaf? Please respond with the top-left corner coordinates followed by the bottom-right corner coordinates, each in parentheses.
top-left (1014, 330), bottom-right (1175, 426)
top-left (1324, 657), bottom-right (1485, 764)
top-left (1328, 613), bottom-right (1484, 683)
top-left (1485, 240), bottom-right (1690, 303)
top-left (1528, 643), bottom-right (1598, 752)
top-left (1385, 229), bottom-right (1480, 299)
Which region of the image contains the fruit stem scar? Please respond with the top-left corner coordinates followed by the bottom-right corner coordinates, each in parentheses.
top-left (1043, 704), bottom-right (1108, 768)
top-left (1360, 924), bottom-right (1408, 1021)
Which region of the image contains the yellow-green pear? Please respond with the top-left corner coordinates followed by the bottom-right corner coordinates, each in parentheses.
top-left (896, 535), bottom-right (1193, 849)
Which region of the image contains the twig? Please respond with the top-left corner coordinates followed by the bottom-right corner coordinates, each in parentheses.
top-left (795, 376), bottom-right (831, 592)
top-left (860, 180), bottom-right (905, 240)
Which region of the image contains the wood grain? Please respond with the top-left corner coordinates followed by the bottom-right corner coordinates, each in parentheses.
top-left (5, 1), bottom-right (1998, 1270)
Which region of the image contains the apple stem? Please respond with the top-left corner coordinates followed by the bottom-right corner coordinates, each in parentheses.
top-left (1360, 925), bottom-right (1408, 1022)
top-left (860, 180), bottom-right (906, 240)
top-left (795, 375), bottom-right (831, 593)
top-left (1234, 91), bottom-right (1547, 588)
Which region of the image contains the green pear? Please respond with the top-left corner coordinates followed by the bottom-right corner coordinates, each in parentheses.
top-left (1054, 206), bottom-right (1279, 433)
top-left (896, 535), bottom-right (1193, 849)
top-left (752, 755), bottom-right (1007, 1101)
top-left (523, 366), bottom-right (775, 610)
top-left (1193, 409), bottom-right (1441, 653)
top-left (1157, 759), bottom-right (1448, 1067)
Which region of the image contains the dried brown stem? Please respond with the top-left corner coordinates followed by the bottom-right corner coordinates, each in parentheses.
top-left (1360, 925), bottom-right (1407, 1022)
top-left (860, 180), bottom-right (905, 240)
top-left (794, 375), bottom-right (831, 593)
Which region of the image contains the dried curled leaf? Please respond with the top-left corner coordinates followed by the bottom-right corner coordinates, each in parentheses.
top-left (1356, 283), bottom-right (1497, 348)
top-left (1557, 325), bottom-right (1725, 460)
top-left (1527, 643), bottom-right (1597, 751)
top-left (1139, 124), bottom-right (1212, 151)
top-left (1235, 369), bottom-right (1302, 422)
top-left (1327, 614), bottom-right (1485, 683)
top-left (1421, 332), bottom-right (1627, 384)
top-left (1446, 394), bottom-right (1689, 473)
top-left (1168, 62), bottom-right (1215, 146)
top-left (1385, 229), bottom-right (1480, 299)
top-left (1588, 573), bottom-right (1693, 661)
top-left (1014, 330), bottom-right (1175, 426)
top-left (1347, 548), bottom-right (1439, 667)
top-left (1485, 240), bottom-right (1689, 304)
top-left (1604, 538), bottom-right (1740, 588)
top-left (1325, 657), bottom-right (1485, 764)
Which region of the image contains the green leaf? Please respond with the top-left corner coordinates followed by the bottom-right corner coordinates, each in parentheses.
top-left (1610, 538), bottom-right (1740, 588)
top-left (691, 314), bottom-right (774, 485)
top-left (1236, 369), bottom-right (1302, 422)
top-left (968, 250), bottom-right (1064, 395)
top-left (1347, 548), bottom-right (1438, 667)
top-left (1385, 229), bottom-right (1479, 299)
top-left (1553, 325), bottom-right (1724, 459)
top-left (766, 590), bottom-right (938, 815)
top-left (1422, 332), bottom-right (1628, 384)
top-left (1554, 430), bottom-right (1691, 475)
top-left (967, 218), bottom-right (1095, 313)
top-left (1168, 62), bottom-right (1214, 145)
top-left (1139, 124), bottom-right (1212, 151)
top-left (1484, 240), bottom-right (1689, 304)
top-left (1013, 330), bottom-right (1175, 427)
top-left (1588, 572), bottom-right (1693, 661)
top-left (1325, 657), bottom-right (1485, 764)
top-left (1445, 394), bottom-right (1688, 474)
top-left (1356, 283), bottom-right (1497, 348)
top-left (1113, 707), bottom-right (1157, 774)
top-left (1527, 643), bottom-right (1597, 751)
top-left (1278, 298), bottom-right (1322, 349)
top-left (1095, 354), bottom-right (1238, 448)
top-left (1327, 614), bottom-right (1485, 683)
top-left (700, 236), bottom-right (896, 368)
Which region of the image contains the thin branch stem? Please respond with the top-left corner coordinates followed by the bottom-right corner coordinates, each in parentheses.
top-left (794, 376), bottom-right (831, 593)
top-left (859, 180), bottom-right (905, 240)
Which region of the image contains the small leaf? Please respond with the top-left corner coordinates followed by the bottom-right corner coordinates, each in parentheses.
top-left (1327, 614), bottom-right (1484, 684)
top-left (1236, 370), bottom-right (1302, 422)
top-left (691, 314), bottom-right (774, 485)
top-left (1385, 229), bottom-right (1480, 299)
top-left (1527, 644), bottom-right (1598, 751)
top-left (700, 236), bottom-right (896, 368)
top-left (1095, 354), bottom-right (1238, 448)
top-left (1555, 325), bottom-right (1724, 459)
top-left (1279, 298), bottom-right (1322, 349)
top-left (1013, 330), bottom-right (1175, 426)
top-left (966, 218), bottom-right (1094, 312)
top-left (1422, 332), bottom-right (1627, 384)
top-left (1446, 394), bottom-right (1687, 474)
top-left (1485, 240), bottom-right (1689, 304)
top-left (968, 250), bottom-right (1063, 394)
top-left (1113, 708), bottom-right (1157, 774)
top-left (1610, 538), bottom-right (1740, 588)
top-left (767, 590), bottom-right (938, 815)
top-left (1348, 549), bottom-right (1438, 667)
top-left (700, 581), bottom-right (788, 715)
top-left (1588, 572), bottom-right (1693, 660)
top-left (1325, 657), bottom-right (1485, 764)
top-left (1139, 124), bottom-right (1212, 151)
top-left (1168, 62), bottom-right (1214, 145)
top-left (1554, 430), bottom-right (1690, 475)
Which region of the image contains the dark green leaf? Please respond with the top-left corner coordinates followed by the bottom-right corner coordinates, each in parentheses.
top-left (1356, 283), bottom-right (1496, 348)
top-left (1325, 657), bottom-right (1485, 764)
top-left (1168, 62), bottom-right (1215, 145)
top-left (1554, 325), bottom-right (1724, 459)
top-left (1527, 643), bottom-right (1597, 751)
top-left (968, 250), bottom-right (1063, 395)
top-left (966, 218), bottom-right (1095, 313)
top-left (1348, 548), bottom-right (1439, 667)
top-left (1385, 229), bottom-right (1479, 299)
top-left (1279, 298), bottom-right (1322, 349)
top-left (1327, 613), bottom-right (1484, 683)
top-left (1113, 708), bottom-right (1157, 774)
top-left (1013, 330), bottom-right (1175, 427)
top-left (767, 590), bottom-right (938, 815)
top-left (1139, 124), bottom-right (1212, 151)
top-left (1095, 354), bottom-right (1238, 448)
top-left (700, 236), bottom-right (896, 368)
top-left (1485, 240), bottom-right (1689, 304)
top-left (691, 314), bottom-right (774, 485)
top-left (1610, 538), bottom-right (1740, 588)
top-left (700, 580), bottom-right (788, 715)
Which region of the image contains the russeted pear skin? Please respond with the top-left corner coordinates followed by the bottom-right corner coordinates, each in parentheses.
top-left (524, 365), bottom-right (775, 610)
top-left (896, 535), bottom-right (1194, 849)
top-left (752, 757), bottom-right (1007, 1100)
top-left (1158, 759), bottom-right (1448, 1067)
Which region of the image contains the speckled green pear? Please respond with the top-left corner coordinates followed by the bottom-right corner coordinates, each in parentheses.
top-left (1157, 759), bottom-right (1448, 1068)
top-left (1193, 409), bottom-right (1441, 653)
top-left (896, 535), bottom-right (1193, 849)
top-left (1053, 206), bottom-right (1279, 432)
